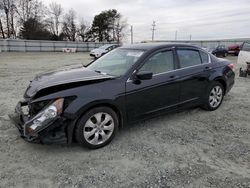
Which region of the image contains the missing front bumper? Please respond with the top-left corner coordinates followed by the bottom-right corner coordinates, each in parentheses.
top-left (9, 100), bottom-right (68, 144)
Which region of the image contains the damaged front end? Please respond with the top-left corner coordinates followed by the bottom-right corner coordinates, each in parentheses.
top-left (9, 98), bottom-right (74, 144)
top-left (9, 66), bottom-right (115, 145)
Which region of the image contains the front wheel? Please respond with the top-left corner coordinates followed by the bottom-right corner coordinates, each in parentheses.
top-left (75, 107), bottom-right (119, 149)
top-left (202, 82), bottom-right (224, 111)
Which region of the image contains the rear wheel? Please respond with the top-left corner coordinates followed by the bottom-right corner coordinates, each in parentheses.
top-left (75, 107), bottom-right (118, 149)
top-left (203, 82), bottom-right (224, 111)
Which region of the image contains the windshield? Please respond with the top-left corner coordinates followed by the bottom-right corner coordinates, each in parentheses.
top-left (99, 45), bottom-right (111, 49)
top-left (87, 48), bottom-right (145, 76)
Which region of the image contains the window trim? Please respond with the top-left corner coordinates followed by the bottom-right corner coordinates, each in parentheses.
top-left (126, 47), bottom-right (212, 83)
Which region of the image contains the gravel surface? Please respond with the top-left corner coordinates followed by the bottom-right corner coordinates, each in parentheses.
top-left (0, 52), bottom-right (250, 188)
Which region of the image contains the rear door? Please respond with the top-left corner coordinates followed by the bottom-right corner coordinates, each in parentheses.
top-left (175, 48), bottom-right (211, 106)
top-left (237, 42), bottom-right (250, 67)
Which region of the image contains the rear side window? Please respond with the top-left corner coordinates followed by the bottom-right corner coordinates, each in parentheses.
top-left (177, 49), bottom-right (202, 68)
top-left (242, 42), bottom-right (250, 52)
top-left (200, 51), bottom-right (209, 64)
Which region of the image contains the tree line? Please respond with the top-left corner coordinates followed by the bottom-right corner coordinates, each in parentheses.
top-left (0, 0), bottom-right (127, 43)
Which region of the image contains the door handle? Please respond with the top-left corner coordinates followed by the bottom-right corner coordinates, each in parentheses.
top-left (204, 66), bottom-right (212, 71)
top-left (169, 75), bottom-right (179, 80)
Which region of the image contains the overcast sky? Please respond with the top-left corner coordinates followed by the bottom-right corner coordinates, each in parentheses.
top-left (43, 0), bottom-right (250, 43)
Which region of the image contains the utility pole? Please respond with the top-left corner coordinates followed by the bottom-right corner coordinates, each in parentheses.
top-left (175, 30), bottom-right (178, 40)
top-left (151, 21), bottom-right (156, 41)
top-left (131, 25), bottom-right (133, 44)
top-left (189, 34), bottom-right (192, 41)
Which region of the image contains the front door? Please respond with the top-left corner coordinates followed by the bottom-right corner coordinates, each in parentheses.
top-left (125, 49), bottom-right (180, 121)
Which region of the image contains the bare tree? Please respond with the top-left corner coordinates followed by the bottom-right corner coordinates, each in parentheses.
top-left (10, 2), bottom-right (17, 37)
top-left (16, 0), bottom-right (46, 24)
top-left (0, 0), bottom-right (11, 37)
top-left (0, 0), bottom-right (17, 38)
top-left (15, 0), bottom-right (47, 38)
top-left (47, 2), bottom-right (62, 36)
top-left (77, 18), bottom-right (90, 41)
top-left (113, 16), bottom-right (127, 44)
top-left (62, 9), bottom-right (76, 41)
top-left (0, 18), bottom-right (5, 38)
top-left (0, 2), bottom-right (5, 38)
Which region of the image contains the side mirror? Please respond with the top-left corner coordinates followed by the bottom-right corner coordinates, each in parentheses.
top-left (136, 71), bottom-right (153, 80)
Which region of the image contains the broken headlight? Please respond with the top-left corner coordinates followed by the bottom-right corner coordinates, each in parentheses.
top-left (25, 98), bottom-right (64, 135)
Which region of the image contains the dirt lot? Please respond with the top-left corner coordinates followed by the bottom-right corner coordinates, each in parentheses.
top-left (0, 52), bottom-right (250, 188)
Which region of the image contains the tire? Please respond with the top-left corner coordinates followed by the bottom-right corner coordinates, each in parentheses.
top-left (202, 82), bottom-right (224, 111)
top-left (224, 52), bottom-right (228, 57)
top-left (75, 107), bottom-right (119, 149)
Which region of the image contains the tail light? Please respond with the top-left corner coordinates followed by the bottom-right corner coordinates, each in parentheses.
top-left (228, 63), bottom-right (235, 72)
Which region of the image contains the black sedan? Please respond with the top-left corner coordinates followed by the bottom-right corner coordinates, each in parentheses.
top-left (209, 45), bottom-right (228, 57)
top-left (10, 44), bottom-right (235, 149)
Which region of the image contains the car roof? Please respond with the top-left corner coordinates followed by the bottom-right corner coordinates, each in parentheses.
top-left (120, 43), bottom-right (201, 51)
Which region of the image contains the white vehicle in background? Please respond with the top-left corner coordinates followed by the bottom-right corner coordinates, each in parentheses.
top-left (89, 44), bottom-right (119, 58)
top-left (237, 42), bottom-right (250, 77)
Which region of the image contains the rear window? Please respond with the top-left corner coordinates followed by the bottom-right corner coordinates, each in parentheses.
top-left (177, 49), bottom-right (202, 68)
top-left (242, 42), bottom-right (250, 52)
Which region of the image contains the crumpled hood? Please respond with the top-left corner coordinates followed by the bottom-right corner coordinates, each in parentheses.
top-left (25, 65), bottom-right (114, 98)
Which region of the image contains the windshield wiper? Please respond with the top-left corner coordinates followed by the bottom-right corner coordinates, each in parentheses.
top-left (94, 70), bottom-right (115, 77)
top-left (94, 70), bottom-right (102, 74)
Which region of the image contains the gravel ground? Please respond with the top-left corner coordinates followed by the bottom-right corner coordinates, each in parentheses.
top-left (0, 52), bottom-right (250, 188)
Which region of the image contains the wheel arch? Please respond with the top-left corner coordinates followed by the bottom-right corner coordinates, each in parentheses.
top-left (213, 77), bottom-right (227, 94)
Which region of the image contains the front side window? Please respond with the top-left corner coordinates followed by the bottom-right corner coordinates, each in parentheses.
top-left (177, 49), bottom-right (202, 68)
top-left (87, 48), bottom-right (144, 76)
top-left (140, 51), bottom-right (174, 74)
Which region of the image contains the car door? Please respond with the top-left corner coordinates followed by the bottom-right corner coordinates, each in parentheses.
top-left (237, 42), bottom-right (250, 67)
top-left (125, 49), bottom-right (180, 121)
top-left (175, 48), bottom-right (211, 107)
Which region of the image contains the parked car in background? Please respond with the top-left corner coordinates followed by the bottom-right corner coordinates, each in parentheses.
top-left (209, 45), bottom-right (228, 57)
top-left (90, 44), bottom-right (119, 58)
top-left (228, 44), bottom-right (240, 56)
top-left (237, 42), bottom-right (250, 76)
top-left (10, 43), bottom-right (235, 149)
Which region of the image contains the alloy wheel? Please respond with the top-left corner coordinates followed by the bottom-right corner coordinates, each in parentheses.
top-left (83, 112), bottom-right (114, 145)
top-left (209, 86), bottom-right (223, 108)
